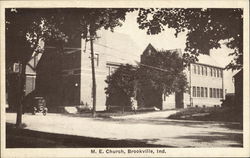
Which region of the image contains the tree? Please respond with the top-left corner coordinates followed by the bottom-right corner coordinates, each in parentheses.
top-left (105, 64), bottom-right (137, 112)
top-left (105, 50), bottom-right (188, 110)
top-left (136, 8), bottom-right (243, 70)
top-left (6, 8), bottom-right (131, 121)
top-left (137, 49), bottom-right (188, 109)
top-left (6, 8), bottom-right (68, 127)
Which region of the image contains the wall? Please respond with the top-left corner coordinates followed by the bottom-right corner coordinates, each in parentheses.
top-left (189, 63), bottom-right (224, 107)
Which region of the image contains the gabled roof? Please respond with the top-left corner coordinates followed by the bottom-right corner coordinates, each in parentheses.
top-left (142, 43), bottom-right (158, 55)
top-left (233, 69), bottom-right (243, 78)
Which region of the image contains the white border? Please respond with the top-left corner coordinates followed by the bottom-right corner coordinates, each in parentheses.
top-left (1, 0), bottom-right (249, 157)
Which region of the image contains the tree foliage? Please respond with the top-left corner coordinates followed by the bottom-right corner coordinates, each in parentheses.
top-left (136, 8), bottom-right (243, 70)
top-left (6, 9), bottom-right (69, 65)
top-left (105, 64), bottom-right (137, 108)
top-left (6, 8), bottom-right (131, 120)
top-left (138, 49), bottom-right (188, 96)
top-left (6, 8), bottom-right (130, 64)
top-left (105, 50), bottom-right (188, 109)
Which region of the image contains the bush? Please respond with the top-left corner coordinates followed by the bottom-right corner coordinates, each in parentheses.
top-left (168, 107), bottom-right (242, 123)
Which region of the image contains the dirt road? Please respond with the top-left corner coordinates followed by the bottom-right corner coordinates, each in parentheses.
top-left (5, 113), bottom-right (242, 147)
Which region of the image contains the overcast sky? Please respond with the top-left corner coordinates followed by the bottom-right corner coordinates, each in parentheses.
top-left (113, 11), bottom-right (236, 93)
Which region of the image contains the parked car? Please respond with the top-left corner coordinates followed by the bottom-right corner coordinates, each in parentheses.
top-left (22, 94), bottom-right (48, 115)
top-left (32, 97), bottom-right (48, 115)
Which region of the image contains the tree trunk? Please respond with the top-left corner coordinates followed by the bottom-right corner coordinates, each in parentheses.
top-left (90, 31), bottom-right (96, 117)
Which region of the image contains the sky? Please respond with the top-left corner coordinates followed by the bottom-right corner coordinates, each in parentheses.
top-left (113, 11), bottom-right (236, 93)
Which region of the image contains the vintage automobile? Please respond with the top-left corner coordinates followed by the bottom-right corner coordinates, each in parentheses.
top-left (32, 97), bottom-right (48, 115)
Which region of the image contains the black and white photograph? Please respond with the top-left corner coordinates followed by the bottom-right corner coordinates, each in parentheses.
top-left (1, 0), bottom-right (249, 157)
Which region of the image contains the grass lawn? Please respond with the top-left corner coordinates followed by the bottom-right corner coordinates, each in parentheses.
top-left (167, 107), bottom-right (242, 124)
top-left (6, 123), bottom-right (169, 148)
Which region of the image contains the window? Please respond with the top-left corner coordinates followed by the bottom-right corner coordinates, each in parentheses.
top-left (213, 88), bottom-right (216, 98)
top-left (220, 89), bottom-right (223, 98)
top-left (214, 68), bottom-right (216, 77)
top-left (198, 66), bottom-right (200, 75)
top-left (205, 88), bottom-right (208, 97)
top-left (210, 88), bottom-right (213, 98)
top-left (220, 70), bottom-right (223, 78)
top-left (193, 65), bottom-right (196, 74)
top-left (197, 87), bottom-right (200, 97)
top-left (201, 66), bottom-right (204, 75)
top-left (217, 89), bottom-right (220, 98)
top-left (193, 86), bottom-right (196, 97)
top-left (217, 69), bottom-right (220, 77)
top-left (201, 87), bottom-right (204, 97)
top-left (107, 66), bottom-right (118, 76)
top-left (148, 49), bottom-right (152, 55)
top-left (210, 68), bottom-right (213, 76)
top-left (205, 67), bottom-right (207, 76)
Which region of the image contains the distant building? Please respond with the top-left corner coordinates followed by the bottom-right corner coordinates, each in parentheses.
top-left (233, 69), bottom-right (243, 109)
top-left (141, 44), bottom-right (225, 109)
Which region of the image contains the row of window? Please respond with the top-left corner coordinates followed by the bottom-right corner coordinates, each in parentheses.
top-left (192, 64), bottom-right (223, 78)
top-left (192, 86), bottom-right (223, 98)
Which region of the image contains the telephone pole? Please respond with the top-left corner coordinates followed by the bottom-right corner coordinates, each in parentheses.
top-left (15, 61), bottom-right (25, 127)
top-left (89, 27), bottom-right (96, 117)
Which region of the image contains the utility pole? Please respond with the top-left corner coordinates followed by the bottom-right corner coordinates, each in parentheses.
top-left (15, 61), bottom-right (25, 127)
top-left (89, 26), bottom-right (96, 117)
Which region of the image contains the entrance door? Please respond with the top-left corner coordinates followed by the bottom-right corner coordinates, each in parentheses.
top-left (175, 92), bottom-right (184, 108)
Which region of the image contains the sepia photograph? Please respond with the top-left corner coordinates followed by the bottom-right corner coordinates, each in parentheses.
top-left (1, 0), bottom-right (249, 157)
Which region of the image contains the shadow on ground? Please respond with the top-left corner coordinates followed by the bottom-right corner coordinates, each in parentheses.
top-left (95, 117), bottom-right (243, 130)
top-left (6, 123), bottom-right (170, 148)
top-left (173, 131), bottom-right (243, 147)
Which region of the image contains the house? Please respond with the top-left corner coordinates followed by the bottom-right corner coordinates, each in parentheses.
top-left (6, 51), bottom-right (43, 110)
top-left (140, 44), bottom-right (225, 109)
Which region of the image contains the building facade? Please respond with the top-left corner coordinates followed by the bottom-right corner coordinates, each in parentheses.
top-left (36, 30), bottom-right (140, 111)
top-left (142, 44), bottom-right (225, 110)
top-left (35, 31), bottom-right (225, 111)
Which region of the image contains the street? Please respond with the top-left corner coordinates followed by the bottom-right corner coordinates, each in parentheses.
top-left (6, 112), bottom-right (243, 147)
